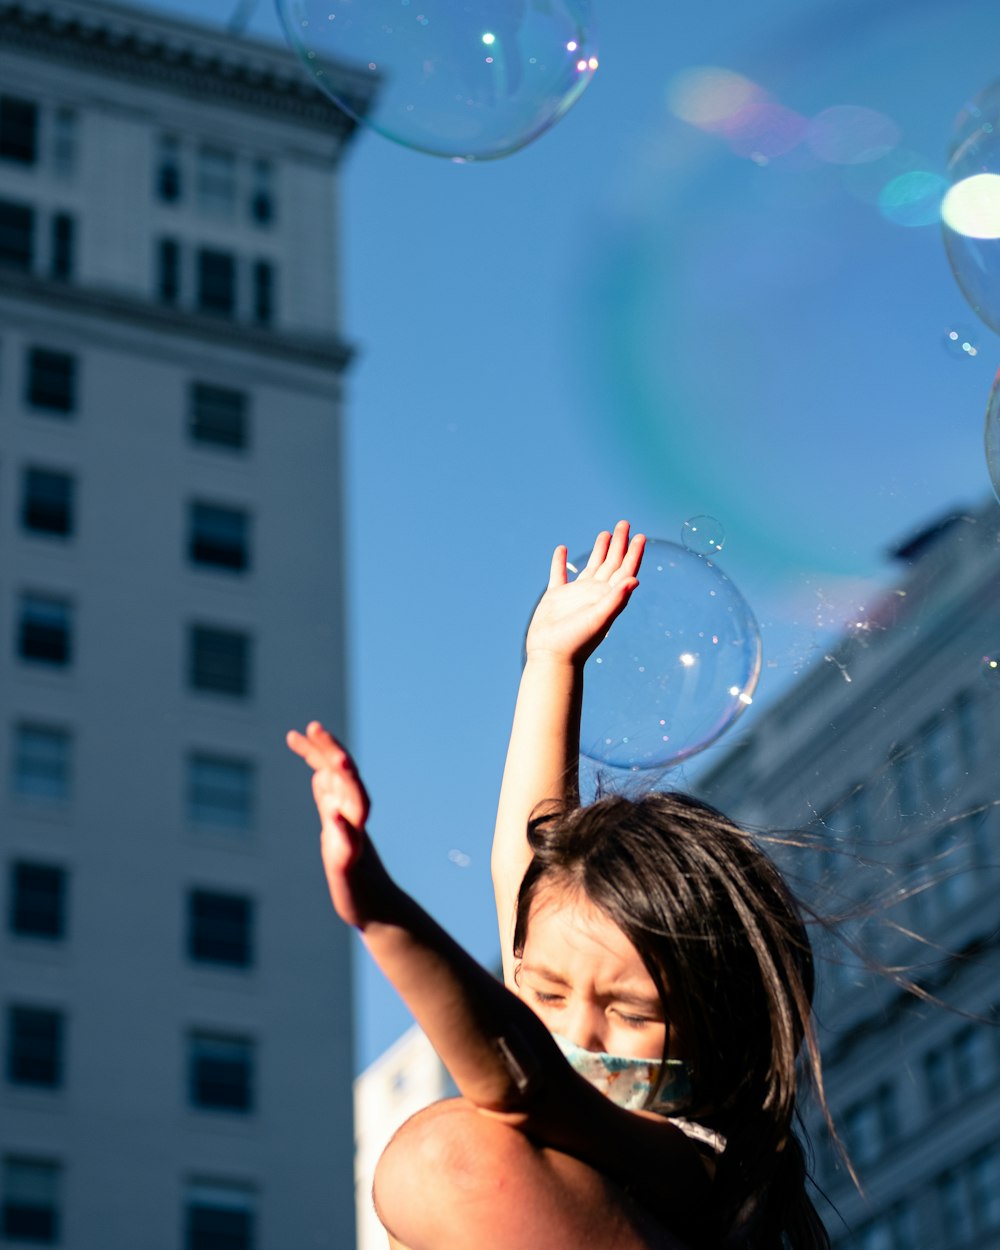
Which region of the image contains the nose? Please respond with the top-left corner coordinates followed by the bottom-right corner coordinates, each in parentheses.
top-left (560, 1003), bottom-right (606, 1053)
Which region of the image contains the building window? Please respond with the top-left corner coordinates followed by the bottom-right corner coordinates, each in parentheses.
top-left (51, 108), bottom-right (76, 178)
top-left (22, 467), bottom-right (74, 538)
top-left (187, 754), bottom-right (255, 829)
top-left (250, 158), bottom-right (274, 226)
top-left (158, 238), bottom-right (181, 305)
top-left (6, 1006), bottom-right (63, 1088)
top-left (1, 1157), bottom-right (61, 1244)
top-left (969, 1145), bottom-right (1000, 1232)
top-left (12, 724), bottom-right (72, 802)
top-left (0, 199), bottom-right (34, 271)
top-left (18, 594), bottom-right (73, 667)
top-left (157, 134), bottom-right (182, 203)
top-left (188, 890), bottom-right (254, 968)
top-left (188, 626), bottom-right (251, 697)
top-left (0, 96), bottom-right (38, 165)
top-left (841, 1082), bottom-right (898, 1169)
top-left (197, 249), bottom-right (236, 317)
top-left (197, 147), bottom-right (236, 218)
top-left (26, 347), bottom-right (76, 413)
top-left (252, 260), bottom-right (274, 326)
top-left (188, 1033), bottom-right (254, 1112)
top-left (189, 383), bottom-right (249, 451)
top-left (9, 862), bottom-right (67, 940)
top-left (189, 502), bottom-right (250, 573)
top-left (185, 1181), bottom-right (256, 1250)
top-left (50, 213), bottom-right (74, 281)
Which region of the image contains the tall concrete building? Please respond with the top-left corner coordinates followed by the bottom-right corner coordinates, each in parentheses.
top-left (0, 2), bottom-right (372, 1244)
top-left (698, 500), bottom-right (1000, 1250)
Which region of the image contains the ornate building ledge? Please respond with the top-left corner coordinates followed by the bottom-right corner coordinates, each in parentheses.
top-left (0, 0), bottom-right (376, 146)
top-left (0, 266), bottom-right (356, 374)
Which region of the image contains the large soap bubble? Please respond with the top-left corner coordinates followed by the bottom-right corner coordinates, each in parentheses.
top-left (943, 80), bottom-right (1000, 334)
top-left (985, 367), bottom-right (1000, 502)
top-left (276, 0), bottom-right (598, 162)
top-left (574, 538), bottom-right (761, 771)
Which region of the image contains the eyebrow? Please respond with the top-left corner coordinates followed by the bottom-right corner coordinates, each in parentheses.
top-left (519, 964), bottom-right (662, 1010)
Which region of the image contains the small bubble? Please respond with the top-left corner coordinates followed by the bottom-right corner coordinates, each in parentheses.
top-left (681, 515), bottom-right (726, 556)
top-left (942, 324), bottom-right (979, 359)
top-left (448, 849), bottom-right (471, 868)
top-left (980, 654), bottom-right (1000, 686)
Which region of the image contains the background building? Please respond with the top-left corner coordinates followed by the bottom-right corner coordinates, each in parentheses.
top-left (698, 499), bottom-right (1000, 1250)
top-left (0, 1), bottom-right (373, 1244)
top-left (353, 1025), bottom-right (455, 1250)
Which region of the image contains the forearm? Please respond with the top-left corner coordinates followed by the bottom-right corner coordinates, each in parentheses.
top-left (492, 654), bottom-right (583, 979)
top-left (358, 863), bottom-right (567, 1111)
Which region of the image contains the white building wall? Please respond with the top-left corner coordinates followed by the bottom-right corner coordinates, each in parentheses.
top-left (0, 1), bottom-right (373, 1245)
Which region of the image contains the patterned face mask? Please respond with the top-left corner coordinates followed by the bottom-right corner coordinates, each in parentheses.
top-left (551, 1033), bottom-right (693, 1113)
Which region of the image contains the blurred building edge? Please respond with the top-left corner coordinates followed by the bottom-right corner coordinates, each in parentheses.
top-left (0, 2), bottom-right (375, 1248)
top-left (354, 1024), bottom-right (456, 1250)
top-left (696, 499), bottom-right (1000, 1250)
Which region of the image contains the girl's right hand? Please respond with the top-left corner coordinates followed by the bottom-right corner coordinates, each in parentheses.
top-left (525, 520), bottom-right (645, 667)
top-left (286, 721), bottom-right (386, 929)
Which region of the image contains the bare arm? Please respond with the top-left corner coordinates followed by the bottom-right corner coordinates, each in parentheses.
top-left (287, 722), bottom-right (709, 1224)
top-left (492, 522), bottom-right (645, 985)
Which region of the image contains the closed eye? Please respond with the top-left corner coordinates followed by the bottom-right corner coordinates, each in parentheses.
top-left (531, 990), bottom-right (564, 1005)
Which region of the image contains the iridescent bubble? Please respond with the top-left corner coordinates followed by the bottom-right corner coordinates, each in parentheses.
top-left (276, 0), bottom-right (598, 162)
top-left (877, 169), bottom-right (947, 227)
top-left (985, 367), bottom-right (1000, 503)
top-left (570, 538), bottom-right (761, 771)
top-left (806, 104), bottom-right (901, 165)
top-left (941, 324), bottom-right (980, 359)
top-left (681, 515), bottom-right (726, 556)
top-left (943, 80), bottom-right (1000, 334)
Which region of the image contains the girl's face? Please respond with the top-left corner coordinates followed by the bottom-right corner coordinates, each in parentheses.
top-left (516, 883), bottom-right (672, 1061)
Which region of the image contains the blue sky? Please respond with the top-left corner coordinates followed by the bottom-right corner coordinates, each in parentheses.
top-left (138, 0), bottom-right (1000, 1069)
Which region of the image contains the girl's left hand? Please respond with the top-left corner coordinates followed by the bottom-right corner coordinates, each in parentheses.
top-left (286, 721), bottom-right (380, 928)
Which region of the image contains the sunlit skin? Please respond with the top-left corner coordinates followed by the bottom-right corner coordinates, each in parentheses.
top-left (517, 883), bottom-right (674, 1062)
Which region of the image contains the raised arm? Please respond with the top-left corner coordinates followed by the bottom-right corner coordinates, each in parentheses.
top-left (285, 722), bottom-right (709, 1230)
top-left (492, 521), bottom-right (645, 985)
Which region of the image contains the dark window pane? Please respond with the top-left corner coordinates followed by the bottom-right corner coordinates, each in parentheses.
top-left (7, 1007), bottom-right (63, 1088)
top-left (10, 863), bottom-right (66, 940)
top-left (187, 755), bottom-right (254, 829)
top-left (2, 1158), bottom-right (60, 1244)
top-left (186, 1186), bottom-right (255, 1250)
top-left (26, 348), bottom-right (76, 413)
top-left (190, 503), bottom-right (250, 572)
top-left (189, 384), bottom-right (248, 451)
top-left (22, 468), bottom-right (74, 538)
top-left (252, 261), bottom-right (273, 325)
top-left (0, 199), bottom-right (34, 271)
top-left (50, 214), bottom-right (74, 281)
top-left (18, 595), bottom-right (72, 667)
top-left (189, 626), bottom-right (251, 697)
top-left (198, 249), bottom-right (236, 317)
top-left (159, 238), bottom-right (180, 305)
top-left (157, 136), bottom-right (182, 203)
top-left (188, 890), bottom-right (253, 967)
top-left (13, 725), bottom-right (72, 801)
top-left (188, 1034), bottom-right (254, 1112)
top-left (0, 96), bottom-right (37, 165)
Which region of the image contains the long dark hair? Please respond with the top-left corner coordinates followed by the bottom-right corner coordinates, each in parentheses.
top-left (512, 792), bottom-right (830, 1250)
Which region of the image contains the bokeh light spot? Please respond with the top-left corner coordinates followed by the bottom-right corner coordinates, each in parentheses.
top-left (806, 104), bottom-right (901, 165)
top-left (941, 173), bottom-right (1000, 239)
top-left (877, 170), bottom-right (947, 227)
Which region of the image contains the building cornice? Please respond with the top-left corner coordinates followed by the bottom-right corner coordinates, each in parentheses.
top-left (0, 0), bottom-right (376, 148)
top-left (0, 267), bottom-right (355, 374)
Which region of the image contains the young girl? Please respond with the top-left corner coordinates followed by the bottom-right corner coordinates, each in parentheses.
top-left (288, 521), bottom-right (829, 1250)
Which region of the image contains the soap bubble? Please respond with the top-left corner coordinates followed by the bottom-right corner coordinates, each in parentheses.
top-left (943, 79), bottom-right (1000, 334)
top-left (980, 654), bottom-right (1000, 687)
top-left (276, 0), bottom-right (598, 162)
top-left (681, 515), bottom-right (726, 556)
top-left (573, 538), bottom-right (761, 771)
top-left (942, 324), bottom-right (979, 359)
top-left (985, 367), bottom-right (1000, 502)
